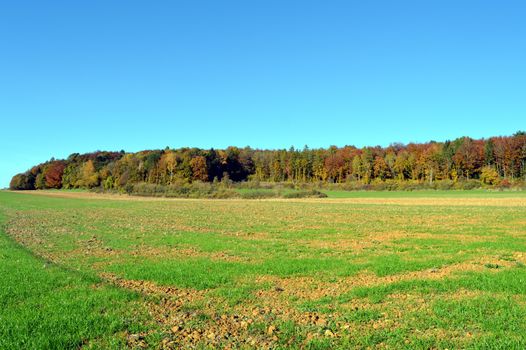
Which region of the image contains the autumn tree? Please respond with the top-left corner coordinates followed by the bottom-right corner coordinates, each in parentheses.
top-left (373, 156), bottom-right (389, 180)
top-left (10, 131), bottom-right (526, 191)
top-left (480, 166), bottom-right (499, 185)
top-left (44, 161), bottom-right (66, 188)
top-left (35, 172), bottom-right (46, 189)
top-left (9, 172), bottom-right (35, 190)
top-left (360, 149), bottom-right (374, 183)
top-left (77, 160), bottom-right (99, 188)
top-left (190, 156), bottom-right (208, 182)
top-left (351, 155), bottom-right (362, 181)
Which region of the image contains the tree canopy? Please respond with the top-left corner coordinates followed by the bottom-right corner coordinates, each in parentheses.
top-left (10, 133), bottom-right (526, 190)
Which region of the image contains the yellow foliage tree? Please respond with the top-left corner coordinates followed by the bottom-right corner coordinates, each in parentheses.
top-left (76, 160), bottom-right (99, 188)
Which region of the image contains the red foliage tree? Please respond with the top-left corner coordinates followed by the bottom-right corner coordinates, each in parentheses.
top-left (44, 161), bottom-right (66, 189)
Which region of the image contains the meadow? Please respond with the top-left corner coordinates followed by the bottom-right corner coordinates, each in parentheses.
top-left (1, 190), bottom-right (526, 349)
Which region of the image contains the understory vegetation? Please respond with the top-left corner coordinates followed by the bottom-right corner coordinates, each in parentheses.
top-left (99, 182), bottom-right (329, 199)
top-left (93, 179), bottom-right (518, 199)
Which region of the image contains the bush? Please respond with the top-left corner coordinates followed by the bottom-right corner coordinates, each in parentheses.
top-left (90, 177), bottom-right (525, 199)
top-left (123, 183), bottom-right (135, 195)
top-left (433, 180), bottom-right (454, 190)
top-left (208, 188), bottom-right (238, 199)
top-left (239, 190), bottom-right (279, 199)
top-left (317, 179), bottom-right (490, 192)
top-left (498, 179), bottom-right (512, 190)
top-left (282, 190), bottom-right (328, 198)
top-left (453, 180), bottom-right (481, 190)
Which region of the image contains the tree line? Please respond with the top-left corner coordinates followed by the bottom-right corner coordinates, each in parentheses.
top-left (9, 132), bottom-right (526, 191)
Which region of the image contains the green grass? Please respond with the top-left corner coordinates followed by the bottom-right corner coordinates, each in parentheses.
top-left (323, 189), bottom-right (526, 198)
top-left (1, 190), bottom-right (526, 348)
top-left (0, 210), bottom-right (152, 349)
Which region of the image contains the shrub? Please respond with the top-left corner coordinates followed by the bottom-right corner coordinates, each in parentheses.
top-left (434, 180), bottom-right (454, 190)
top-left (239, 190), bottom-right (279, 199)
top-left (498, 179), bottom-right (512, 190)
top-left (116, 182), bottom-right (239, 199)
top-left (453, 180), bottom-right (481, 190)
top-left (282, 190), bottom-right (328, 198)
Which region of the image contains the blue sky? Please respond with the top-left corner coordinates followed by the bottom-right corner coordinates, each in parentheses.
top-left (1, 1), bottom-right (525, 187)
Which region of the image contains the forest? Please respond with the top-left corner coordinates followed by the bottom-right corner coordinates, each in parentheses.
top-left (9, 132), bottom-right (526, 192)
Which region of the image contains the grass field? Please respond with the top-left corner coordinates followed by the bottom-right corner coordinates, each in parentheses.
top-left (1, 190), bottom-right (526, 349)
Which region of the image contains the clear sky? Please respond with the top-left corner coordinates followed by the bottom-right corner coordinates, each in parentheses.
top-left (1, 1), bottom-right (525, 187)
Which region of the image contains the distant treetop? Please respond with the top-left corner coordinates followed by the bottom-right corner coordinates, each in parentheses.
top-left (9, 132), bottom-right (526, 190)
